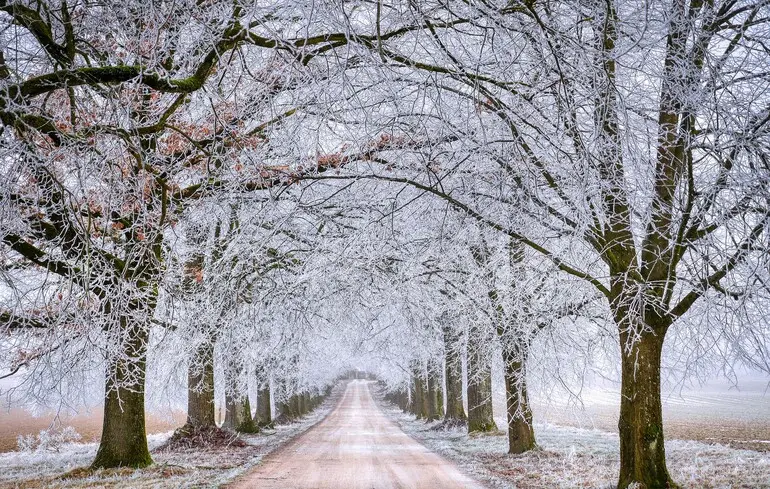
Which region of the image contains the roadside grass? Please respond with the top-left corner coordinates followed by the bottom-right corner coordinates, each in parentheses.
top-left (380, 398), bottom-right (770, 488)
top-left (0, 396), bottom-right (337, 489)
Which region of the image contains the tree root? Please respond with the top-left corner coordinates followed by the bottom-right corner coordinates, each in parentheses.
top-left (429, 419), bottom-right (467, 431)
top-left (154, 424), bottom-right (247, 452)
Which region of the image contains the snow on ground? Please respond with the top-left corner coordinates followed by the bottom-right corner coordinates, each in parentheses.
top-left (0, 394), bottom-right (338, 489)
top-left (492, 370), bottom-right (770, 453)
top-left (379, 399), bottom-right (770, 488)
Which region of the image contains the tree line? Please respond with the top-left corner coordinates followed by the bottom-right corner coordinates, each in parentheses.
top-left (1, 2), bottom-right (768, 489)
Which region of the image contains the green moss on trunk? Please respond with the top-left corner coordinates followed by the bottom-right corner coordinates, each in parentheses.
top-left (616, 315), bottom-right (677, 489)
top-left (236, 396), bottom-right (259, 433)
top-left (467, 347), bottom-right (497, 433)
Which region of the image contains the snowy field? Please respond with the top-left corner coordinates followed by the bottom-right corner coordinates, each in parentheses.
top-left (0, 397), bottom-right (336, 489)
top-left (489, 368), bottom-right (770, 453)
top-left (382, 401), bottom-right (770, 489)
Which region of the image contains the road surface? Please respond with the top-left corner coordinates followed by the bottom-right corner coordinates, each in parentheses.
top-left (231, 380), bottom-right (484, 489)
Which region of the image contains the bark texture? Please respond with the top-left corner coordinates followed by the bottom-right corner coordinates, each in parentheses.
top-left (502, 345), bottom-right (536, 454)
top-left (617, 323), bottom-right (673, 489)
top-left (292, 394), bottom-right (304, 417)
top-left (91, 316), bottom-right (152, 469)
top-left (186, 341), bottom-right (216, 428)
top-left (254, 385), bottom-right (272, 428)
top-left (443, 326), bottom-right (466, 424)
top-left (410, 365), bottom-right (427, 419)
top-left (466, 335), bottom-right (497, 433)
top-left (222, 355), bottom-right (258, 432)
top-left (236, 396), bottom-right (258, 433)
top-left (302, 393), bottom-right (311, 415)
top-left (275, 380), bottom-right (297, 423)
top-left (426, 360), bottom-right (442, 421)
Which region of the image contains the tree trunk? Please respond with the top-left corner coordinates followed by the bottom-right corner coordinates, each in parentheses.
top-left (302, 393), bottom-right (310, 415)
top-left (444, 326), bottom-right (466, 423)
top-left (235, 396), bottom-right (258, 433)
top-left (386, 387), bottom-right (409, 412)
top-left (310, 392), bottom-right (320, 410)
top-left (222, 359), bottom-right (238, 430)
top-left (292, 394), bottom-right (303, 417)
top-left (222, 392), bottom-right (236, 429)
top-left (222, 356), bottom-right (256, 432)
top-left (91, 316), bottom-right (152, 469)
top-left (411, 366), bottom-right (427, 419)
top-left (467, 364), bottom-right (496, 432)
top-left (467, 335), bottom-right (497, 433)
top-left (254, 385), bottom-right (272, 428)
top-left (275, 380), bottom-right (295, 423)
top-left (502, 344), bottom-right (536, 454)
top-left (277, 398), bottom-right (292, 422)
top-left (617, 323), bottom-right (673, 489)
top-left (186, 341), bottom-right (215, 428)
top-left (400, 389), bottom-right (409, 412)
top-left (407, 385), bottom-right (414, 413)
top-left (436, 378), bottom-right (444, 418)
top-left (420, 377), bottom-right (430, 418)
top-left (427, 360), bottom-right (442, 421)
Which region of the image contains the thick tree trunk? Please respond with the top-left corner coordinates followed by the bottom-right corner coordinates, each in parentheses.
top-left (275, 380), bottom-right (295, 423)
top-left (302, 393), bottom-right (310, 415)
top-left (292, 394), bottom-right (303, 417)
top-left (386, 387), bottom-right (409, 412)
top-left (427, 360), bottom-right (442, 421)
top-left (617, 323), bottom-right (673, 489)
top-left (92, 315), bottom-right (152, 469)
top-left (222, 387), bottom-right (257, 433)
top-left (235, 396), bottom-right (258, 433)
top-left (222, 356), bottom-right (257, 432)
top-left (186, 341), bottom-right (215, 428)
top-left (292, 394), bottom-right (301, 417)
top-left (222, 392), bottom-right (236, 429)
top-left (277, 398), bottom-right (292, 422)
top-left (400, 389), bottom-right (410, 412)
top-left (467, 365), bottom-right (496, 432)
top-left (310, 392), bottom-right (321, 410)
top-left (411, 366), bottom-right (427, 419)
top-left (467, 336), bottom-right (497, 433)
top-left (420, 379), bottom-right (430, 418)
top-left (394, 388), bottom-right (409, 412)
top-left (502, 344), bottom-right (536, 454)
top-left (444, 326), bottom-right (466, 423)
top-left (180, 228), bottom-right (216, 430)
top-left (254, 385), bottom-right (272, 428)
top-left (222, 359), bottom-right (238, 430)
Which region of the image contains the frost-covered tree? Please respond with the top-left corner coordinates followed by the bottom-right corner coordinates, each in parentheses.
top-left (322, 1), bottom-right (770, 487)
top-left (0, 0), bottom-right (407, 467)
top-left (1, 2), bottom-right (767, 488)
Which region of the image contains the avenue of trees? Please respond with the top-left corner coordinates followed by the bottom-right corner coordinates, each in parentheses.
top-left (1, 2), bottom-right (768, 489)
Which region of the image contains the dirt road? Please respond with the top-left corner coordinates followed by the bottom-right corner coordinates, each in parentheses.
top-left (231, 380), bottom-right (484, 489)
